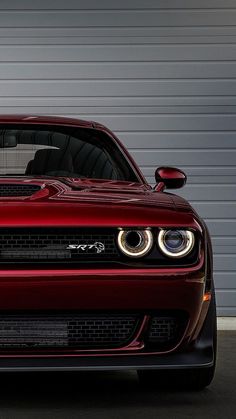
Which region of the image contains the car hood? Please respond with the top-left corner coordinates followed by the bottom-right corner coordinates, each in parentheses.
top-left (0, 177), bottom-right (198, 228)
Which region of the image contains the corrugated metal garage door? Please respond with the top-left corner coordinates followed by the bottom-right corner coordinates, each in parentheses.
top-left (0, 0), bottom-right (235, 315)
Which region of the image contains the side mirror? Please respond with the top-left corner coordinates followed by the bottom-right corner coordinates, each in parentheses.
top-left (155, 166), bottom-right (187, 191)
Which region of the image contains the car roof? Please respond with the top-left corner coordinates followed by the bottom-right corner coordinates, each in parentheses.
top-left (0, 114), bottom-right (96, 128)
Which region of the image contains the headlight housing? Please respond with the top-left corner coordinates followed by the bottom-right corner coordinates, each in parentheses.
top-left (158, 229), bottom-right (195, 258)
top-left (117, 229), bottom-right (153, 258)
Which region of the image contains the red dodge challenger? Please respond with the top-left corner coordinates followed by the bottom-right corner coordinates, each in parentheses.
top-left (0, 115), bottom-right (216, 390)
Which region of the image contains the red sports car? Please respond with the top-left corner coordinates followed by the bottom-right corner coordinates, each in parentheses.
top-left (0, 115), bottom-right (216, 390)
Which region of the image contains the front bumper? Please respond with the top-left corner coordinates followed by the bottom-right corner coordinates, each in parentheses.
top-left (0, 257), bottom-right (213, 371)
top-left (0, 295), bottom-right (214, 371)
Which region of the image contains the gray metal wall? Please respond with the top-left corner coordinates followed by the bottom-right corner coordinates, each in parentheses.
top-left (0, 0), bottom-right (235, 315)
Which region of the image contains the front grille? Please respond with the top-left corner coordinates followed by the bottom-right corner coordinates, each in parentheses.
top-left (0, 184), bottom-right (41, 197)
top-left (0, 227), bottom-right (119, 262)
top-left (0, 313), bottom-right (139, 350)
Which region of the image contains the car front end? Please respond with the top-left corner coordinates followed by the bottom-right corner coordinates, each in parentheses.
top-left (0, 115), bottom-right (216, 389)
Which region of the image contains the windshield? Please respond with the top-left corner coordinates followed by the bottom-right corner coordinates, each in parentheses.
top-left (0, 124), bottom-right (139, 182)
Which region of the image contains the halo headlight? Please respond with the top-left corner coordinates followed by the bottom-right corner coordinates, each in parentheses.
top-left (117, 229), bottom-right (153, 258)
top-left (158, 229), bottom-right (195, 258)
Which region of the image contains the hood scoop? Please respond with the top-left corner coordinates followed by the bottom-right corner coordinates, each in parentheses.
top-left (0, 184), bottom-right (41, 197)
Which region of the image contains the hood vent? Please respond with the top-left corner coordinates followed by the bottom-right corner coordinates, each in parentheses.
top-left (0, 184), bottom-right (41, 197)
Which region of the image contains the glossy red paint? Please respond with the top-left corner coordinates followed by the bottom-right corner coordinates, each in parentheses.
top-left (0, 178), bottom-right (199, 227)
top-left (0, 115), bottom-right (214, 371)
top-left (155, 166), bottom-right (187, 191)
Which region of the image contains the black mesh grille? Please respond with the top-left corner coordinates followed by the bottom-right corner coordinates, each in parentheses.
top-left (0, 313), bottom-right (139, 350)
top-left (148, 317), bottom-right (178, 343)
top-left (0, 184), bottom-right (41, 197)
top-left (147, 316), bottom-right (186, 350)
top-left (0, 227), bottom-right (119, 262)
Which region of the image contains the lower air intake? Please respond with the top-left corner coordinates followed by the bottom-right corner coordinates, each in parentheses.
top-left (149, 317), bottom-right (177, 342)
top-left (0, 313), bottom-right (139, 350)
top-left (148, 316), bottom-right (184, 349)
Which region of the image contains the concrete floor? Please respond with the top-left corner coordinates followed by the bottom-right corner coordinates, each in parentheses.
top-left (0, 331), bottom-right (235, 419)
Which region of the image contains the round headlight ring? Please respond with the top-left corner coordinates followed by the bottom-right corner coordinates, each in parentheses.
top-left (158, 229), bottom-right (195, 258)
top-left (117, 228), bottom-right (153, 258)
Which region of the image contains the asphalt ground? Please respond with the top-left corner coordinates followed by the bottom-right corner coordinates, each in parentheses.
top-left (0, 331), bottom-right (235, 419)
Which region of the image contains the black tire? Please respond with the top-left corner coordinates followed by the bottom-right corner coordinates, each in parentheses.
top-left (138, 290), bottom-right (217, 391)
